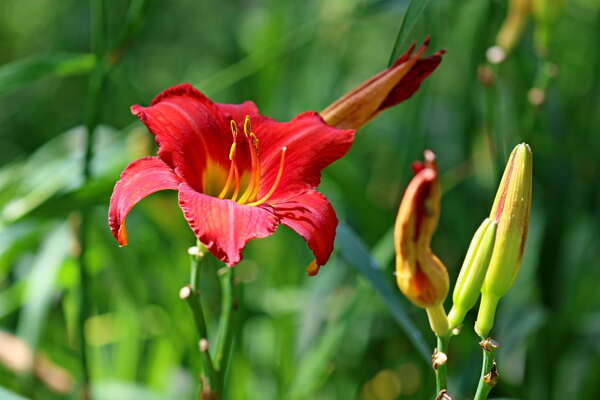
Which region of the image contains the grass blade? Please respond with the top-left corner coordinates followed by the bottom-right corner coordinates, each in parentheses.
top-left (0, 53), bottom-right (95, 96)
top-left (388, 0), bottom-right (433, 65)
top-left (336, 222), bottom-right (430, 361)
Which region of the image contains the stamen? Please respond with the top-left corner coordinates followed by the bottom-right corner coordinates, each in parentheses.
top-left (218, 121), bottom-right (239, 198)
top-left (230, 164), bottom-right (241, 202)
top-left (243, 115), bottom-right (252, 136)
top-left (246, 147), bottom-right (286, 207)
top-left (238, 117), bottom-right (261, 204)
top-left (218, 154), bottom-right (236, 198)
top-left (230, 119), bottom-right (239, 137)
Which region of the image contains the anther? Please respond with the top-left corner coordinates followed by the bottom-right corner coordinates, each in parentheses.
top-left (243, 115), bottom-right (252, 137)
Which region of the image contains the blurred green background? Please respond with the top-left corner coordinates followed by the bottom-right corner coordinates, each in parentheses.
top-left (1, 0), bottom-right (599, 399)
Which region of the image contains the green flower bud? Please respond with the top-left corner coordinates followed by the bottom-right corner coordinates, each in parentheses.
top-left (475, 143), bottom-right (532, 338)
top-left (448, 218), bottom-right (497, 330)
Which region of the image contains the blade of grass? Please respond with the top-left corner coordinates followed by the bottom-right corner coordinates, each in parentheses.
top-left (0, 53), bottom-right (95, 96)
top-left (336, 222), bottom-right (429, 362)
top-left (387, 0), bottom-right (433, 65)
top-left (17, 223), bottom-right (71, 347)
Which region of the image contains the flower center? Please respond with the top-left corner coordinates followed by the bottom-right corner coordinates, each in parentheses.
top-left (214, 115), bottom-right (286, 206)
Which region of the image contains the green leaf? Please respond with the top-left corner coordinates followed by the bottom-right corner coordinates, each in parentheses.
top-left (93, 381), bottom-right (169, 400)
top-left (0, 53), bottom-right (95, 96)
top-left (17, 223), bottom-right (71, 347)
top-left (388, 0), bottom-right (433, 65)
top-left (336, 222), bottom-right (430, 361)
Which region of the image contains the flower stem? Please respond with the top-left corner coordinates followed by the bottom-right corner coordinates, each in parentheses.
top-left (182, 246), bottom-right (220, 398)
top-left (474, 338), bottom-right (499, 400)
top-left (214, 267), bottom-right (234, 392)
top-left (433, 335), bottom-right (450, 397)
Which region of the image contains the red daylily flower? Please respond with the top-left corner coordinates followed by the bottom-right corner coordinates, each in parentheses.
top-left (109, 84), bottom-right (355, 270)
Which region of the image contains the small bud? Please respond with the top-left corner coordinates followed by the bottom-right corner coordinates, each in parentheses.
top-left (395, 150), bottom-right (449, 336)
top-left (475, 144), bottom-right (532, 338)
top-left (483, 361), bottom-right (499, 387)
top-left (321, 37), bottom-right (444, 130)
top-left (479, 338), bottom-right (499, 353)
top-left (179, 285), bottom-right (192, 300)
top-left (199, 338), bottom-right (210, 352)
top-left (432, 349), bottom-right (448, 370)
top-left (435, 389), bottom-right (454, 400)
top-left (448, 218), bottom-right (497, 330)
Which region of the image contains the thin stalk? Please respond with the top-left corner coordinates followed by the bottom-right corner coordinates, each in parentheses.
top-left (182, 247), bottom-right (220, 398)
top-left (433, 335), bottom-right (450, 397)
top-left (214, 267), bottom-right (233, 372)
top-left (77, 1), bottom-right (107, 398)
top-left (474, 338), bottom-right (499, 400)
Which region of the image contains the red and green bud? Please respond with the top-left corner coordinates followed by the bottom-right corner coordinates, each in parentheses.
top-left (448, 218), bottom-right (497, 330)
top-left (321, 37), bottom-right (444, 130)
top-left (475, 144), bottom-right (533, 338)
top-left (394, 150), bottom-right (449, 336)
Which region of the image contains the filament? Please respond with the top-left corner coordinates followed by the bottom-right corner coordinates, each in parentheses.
top-left (246, 147), bottom-right (286, 207)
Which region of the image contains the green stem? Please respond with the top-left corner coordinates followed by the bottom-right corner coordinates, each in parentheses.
top-left (434, 335), bottom-right (450, 397)
top-left (474, 338), bottom-right (499, 400)
top-left (77, 2), bottom-right (108, 398)
top-left (183, 247), bottom-right (220, 398)
top-left (214, 267), bottom-right (233, 370)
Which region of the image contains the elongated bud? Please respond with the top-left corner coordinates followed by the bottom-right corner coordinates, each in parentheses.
top-left (321, 37), bottom-right (444, 130)
top-left (447, 218), bottom-right (497, 330)
top-left (395, 150), bottom-right (449, 336)
top-left (497, 0), bottom-right (532, 53)
top-left (475, 144), bottom-right (532, 338)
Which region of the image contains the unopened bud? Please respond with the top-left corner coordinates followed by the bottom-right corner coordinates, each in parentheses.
top-left (321, 37), bottom-right (444, 130)
top-left (448, 218), bottom-right (497, 330)
top-left (395, 150), bottom-right (449, 336)
top-left (476, 144), bottom-right (532, 338)
top-left (496, 0), bottom-right (532, 54)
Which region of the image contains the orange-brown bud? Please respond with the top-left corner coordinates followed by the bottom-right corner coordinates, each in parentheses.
top-left (321, 37), bottom-right (445, 130)
top-left (394, 150), bottom-right (449, 336)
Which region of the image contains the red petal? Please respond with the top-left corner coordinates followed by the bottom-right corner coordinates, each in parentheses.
top-left (380, 49), bottom-right (445, 109)
top-left (273, 190), bottom-right (338, 267)
top-left (109, 157), bottom-right (180, 245)
top-left (217, 101), bottom-right (260, 123)
top-left (130, 83), bottom-right (232, 191)
top-left (253, 112), bottom-right (355, 202)
top-left (177, 182), bottom-right (279, 265)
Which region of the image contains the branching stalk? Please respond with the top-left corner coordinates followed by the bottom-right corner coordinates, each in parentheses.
top-left (433, 335), bottom-right (451, 398)
top-left (474, 338), bottom-right (499, 400)
top-left (181, 246), bottom-right (220, 399)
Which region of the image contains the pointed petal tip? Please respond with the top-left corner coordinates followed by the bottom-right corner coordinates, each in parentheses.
top-left (130, 104), bottom-right (143, 115)
top-left (117, 223), bottom-right (128, 246)
top-left (306, 259), bottom-right (321, 276)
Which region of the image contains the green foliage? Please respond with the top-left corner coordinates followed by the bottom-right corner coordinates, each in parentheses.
top-left (1, 0), bottom-right (600, 399)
